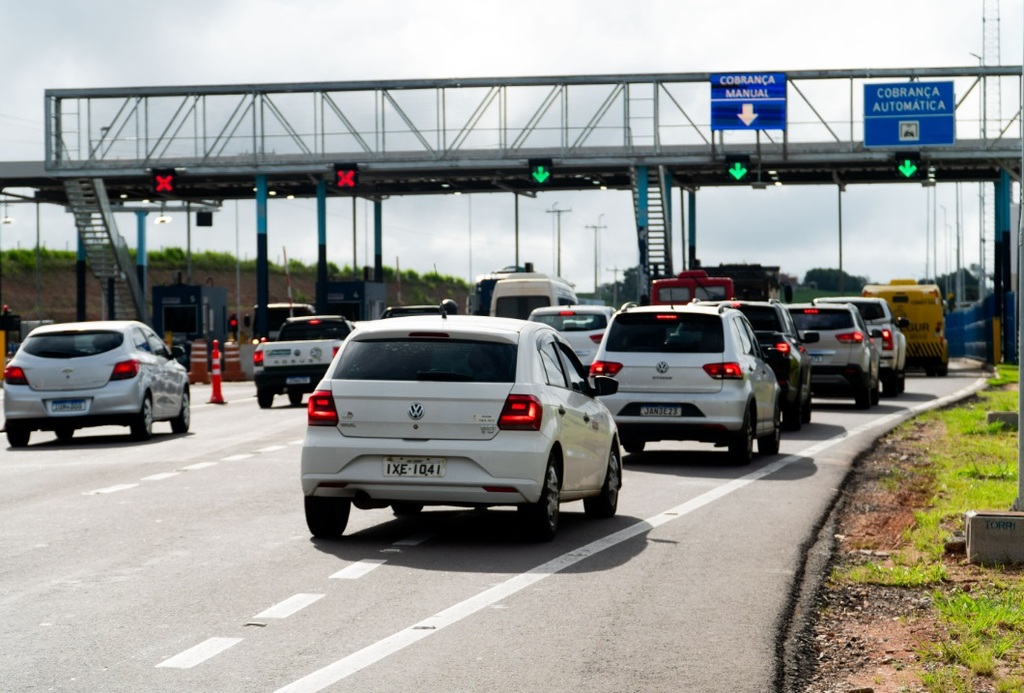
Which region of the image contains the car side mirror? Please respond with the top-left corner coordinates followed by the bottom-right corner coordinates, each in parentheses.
top-left (590, 375), bottom-right (619, 397)
top-left (897, 317), bottom-right (910, 329)
top-left (801, 331), bottom-right (820, 344)
top-left (171, 345), bottom-right (186, 359)
top-left (870, 328), bottom-right (883, 339)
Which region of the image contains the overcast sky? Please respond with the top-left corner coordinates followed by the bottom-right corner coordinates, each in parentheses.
top-left (1, 0), bottom-right (1022, 295)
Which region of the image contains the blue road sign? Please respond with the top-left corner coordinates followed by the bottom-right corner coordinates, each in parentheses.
top-left (710, 72), bottom-right (787, 131)
top-left (864, 81), bottom-right (955, 147)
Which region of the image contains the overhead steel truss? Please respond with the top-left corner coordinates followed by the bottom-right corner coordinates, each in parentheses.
top-left (41, 66), bottom-right (1024, 202)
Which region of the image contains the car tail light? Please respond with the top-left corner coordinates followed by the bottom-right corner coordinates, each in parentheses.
top-left (307, 390), bottom-right (339, 426)
top-left (703, 362), bottom-right (743, 379)
top-left (559, 310), bottom-right (576, 316)
top-left (498, 394), bottom-right (543, 431)
top-left (332, 346), bottom-right (340, 358)
top-left (3, 365), bottom-right (28, 385)
top-left (589, 332), bottom-right (605, 344)
top-left (835, 331), bottom-right (864, 344)
top-left (110, 359), bottom-right (140, 380)
top-left (881, 329), bottom-right (893, 351)
top-left (253, 350), bottom-right (265, 366)
top-left (590, 360), bottom-right (623, 377)
top-left (773, 341), bottom-right (791, 354)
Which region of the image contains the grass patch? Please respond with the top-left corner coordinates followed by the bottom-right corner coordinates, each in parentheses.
top-left (831, 365), bottom-right (1024, 689)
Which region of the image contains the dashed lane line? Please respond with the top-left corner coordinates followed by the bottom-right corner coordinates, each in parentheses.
top-left (156, 637), bottom-right (243, 669)
top-left (254, 594), bottom-right (326, 620)
top-left (329, 559), bottom-right (387, 580)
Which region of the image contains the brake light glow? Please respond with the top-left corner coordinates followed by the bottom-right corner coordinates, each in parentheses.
top-left (253, 350), bottom-right (265, 366)
top-left (332, 346), bottom-right (340, 358)
top-left (773, 341), bottom-right (791, 354)
top-left (589, 332), bottom-right (605, 344)
top-left (498, 394), bottom-right (543, 431)
top-left (307, 390), bottom-right (339, 426)
top-left (801, 308), bottom-right (819, 314)
top-left (835, 331), bottom-right (864, 344)
top-left (655, 314), bottom-right (680, 321)
top-left (308, 319), bottom-right (322, 325)
top-left (558, 311), bottom-right (576, 316)
top-left (590, 360), bottom-right (623, 377)
top-left (3, 365), bottom-right (28, 385)
top-left (881, 328), bottom-right (893, 351)
top-left (703, 362), bottom-right (743, 379)
top-left (110, 360), bottom-right (140, 380)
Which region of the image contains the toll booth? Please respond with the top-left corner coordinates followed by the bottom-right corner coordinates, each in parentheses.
top-left (322, 281), bottom-right (386, 321)
top-left (152, 284), bottom-right (228, 365)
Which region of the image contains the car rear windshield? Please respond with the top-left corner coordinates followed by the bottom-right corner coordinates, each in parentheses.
top-left (277, 320), bottom-right (352, 341)
top-left (605, 313), bottom-right (724, 353)
top-left (531, 312), bottom-right (608, 332)
top-left (732, 305), bottom-right (781, 331)
top-left (791, 309), bottom-right (854, 331)
top-left (22, 331), bottom-right (124, 358)
top-left (847, 301), bottom-right (886, 321)
top-left (333, 339), bottom-right (517, 382)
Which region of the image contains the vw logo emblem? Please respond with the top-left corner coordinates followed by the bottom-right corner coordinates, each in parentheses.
top-left (655, 361), bottom-right (669, 374)
top-left (408, 403), bottom-right (425, 420)
top-left (309, 347), bottom-right (323, 360)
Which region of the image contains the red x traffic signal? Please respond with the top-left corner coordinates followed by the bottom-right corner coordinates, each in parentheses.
top-left (332, 164), bottom-right (359, 189)
top-left (151, 169), bottom-right (177, 195)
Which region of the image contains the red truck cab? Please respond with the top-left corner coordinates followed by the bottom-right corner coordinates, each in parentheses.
top-left (650, 270), bottom-right (735, 305)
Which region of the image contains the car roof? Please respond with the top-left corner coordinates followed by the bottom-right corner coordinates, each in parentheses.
top-left (617, 303), bottom-right (726, 318)
top-left (349, 314), bottom-right (545, 340)
top-left (27, 320), bottom-right (143, 335)
top-left (528, 305), bottom-right (613, 316)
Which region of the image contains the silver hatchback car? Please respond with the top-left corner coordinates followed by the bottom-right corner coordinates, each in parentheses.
top-left (3, 321), bottom-right (190, 447)
top-left (590, 303), bottom-right (781, 464)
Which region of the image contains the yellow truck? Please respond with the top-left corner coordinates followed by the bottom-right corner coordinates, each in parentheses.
top-left (862, 280), bottom-right (948, 376)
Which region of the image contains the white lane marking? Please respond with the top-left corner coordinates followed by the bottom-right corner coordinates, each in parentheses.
top-left (254, 593), bottom-right (325, 619)
top-left (156, 637), bottom-right (242, 669)
top-left (329, 559), bottom-right (387, 580)
top-left (84, 484), bottom-right (138, 495)
top-left (141, 472), bottom-right (180, 482)
top-left (257, 445), bottom-right (288, 453)
top-left (274, 377), bottom-right (987, 693)
top-left (221, 454), bottom-right (254, 462)
top-left (290, 439), bottom-right (305, 445)
top-left (180, 462), bottom-right (218, 471)
top-left (392, 534), bottom-right (433, 547)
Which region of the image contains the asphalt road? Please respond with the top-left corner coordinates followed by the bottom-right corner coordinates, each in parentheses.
top-left (0, 363), bottom-right (988, 692)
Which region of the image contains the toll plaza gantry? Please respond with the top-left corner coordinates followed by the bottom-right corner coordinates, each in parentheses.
top-left (0, 65), bottom-right (1020, 337)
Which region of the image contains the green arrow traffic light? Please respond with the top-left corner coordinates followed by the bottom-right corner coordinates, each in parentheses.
top-left (528, 159), bottom-right (553, 185)
top-left (727, 162), bottom-right (749, 181)
top-left (897, 158), bottom-right (919, 178)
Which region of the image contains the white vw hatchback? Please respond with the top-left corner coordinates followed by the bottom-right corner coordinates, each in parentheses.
top-left (590, 303), bottom-right (781, 464)
top-left (300, 313), bottom-right (621, 541)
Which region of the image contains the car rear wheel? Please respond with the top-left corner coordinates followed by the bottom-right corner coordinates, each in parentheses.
top-left (870, 379), bottom-right (880, 406)
top-left (6, 426), bottom-right (30, 448)
top-left (854, 382), bottom-right (872, 409)
top-left (584, 446), bottom-right (621, 519)
top-left (757, 402), bottom-right (781, 456)
top-left (728, 407), bottom-right (754, 465)
top-left (782, 393), bottom-right (802, 431)
top-left (170, 390), bottom-right (190, 434)
top-left (305, 496), bottom-right (351, 538)
top-left (882, 371), bottom-right (898, 397)
top-left (391, 502), bottom-right (424, 516)
top-left (520, 456), bottom-right (560, 541)
top-left (130, 395), bottom-right (154, 441)
top-left (800, 395), bottom-right (812, 424)
top-left (257, 390), bottom-right (274, 408)
top-left (288, 391), bottom-right (304, 407)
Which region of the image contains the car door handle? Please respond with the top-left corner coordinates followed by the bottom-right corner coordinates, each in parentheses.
top-left (558, 406), bottom-right (566, 416)
top-left (583, 414), bottom-right (590, 423)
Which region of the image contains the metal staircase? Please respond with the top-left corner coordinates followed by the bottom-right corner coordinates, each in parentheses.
top-left (630, 165), bottom-right (673, 293)
top-left (63, 178), bottom-right (149, 323)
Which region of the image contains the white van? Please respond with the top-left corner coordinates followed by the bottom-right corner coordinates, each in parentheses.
top-left (489, 273), bottom-right (578, 319)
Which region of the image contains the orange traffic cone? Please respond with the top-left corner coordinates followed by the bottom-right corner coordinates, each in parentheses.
top-left (209, 339), bottom-right (226, 404)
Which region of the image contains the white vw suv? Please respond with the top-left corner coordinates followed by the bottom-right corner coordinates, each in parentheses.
top-left (589, 303), bottom-right (780, 464)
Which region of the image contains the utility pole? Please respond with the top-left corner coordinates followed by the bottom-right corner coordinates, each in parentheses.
top-left (547, 203), bottom-right (572, 277)
top-left (584, 213), bottom-right (606, 294)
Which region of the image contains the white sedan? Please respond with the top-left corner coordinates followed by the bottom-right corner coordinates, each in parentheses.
top-left (300, 314), bottom-right (621, 541)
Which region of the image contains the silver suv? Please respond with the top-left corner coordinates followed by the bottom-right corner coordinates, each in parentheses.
top-left (788, 303), bottom-right (881, 409)
top-left (589, 303), bottom-right (780, 464)
top-left (812, 296), bottom-right (908, 396)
